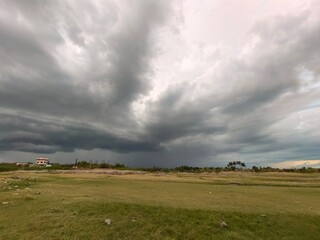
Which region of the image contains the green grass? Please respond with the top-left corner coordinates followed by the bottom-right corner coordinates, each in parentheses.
top-left (0, 171), bottom-right (319, 239)
top-left (0, 165), bottom-right (18, 172)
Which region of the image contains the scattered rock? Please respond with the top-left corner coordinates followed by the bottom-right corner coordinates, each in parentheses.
top-left (131, 219), bottom-right (136, 222)
top-left (220, 221), bottom-right (228, 228)
top-left (104, 219), bottom-right (112, 225)
top-left (13, 193), bottom-right (19, 196)
top-left (260, 214), bottom-right (267, 217)
top-left (2, 202), bottom-right (9, 205)
top-left (209, 192), bottom-right (212, 194)
top-left (14, 185), bottom-right (19, 188)
top-left (25, 188), bottom-right (31, 190)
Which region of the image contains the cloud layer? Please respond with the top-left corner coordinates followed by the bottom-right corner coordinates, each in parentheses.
top-left (0, 0), bottom-right (319, 167)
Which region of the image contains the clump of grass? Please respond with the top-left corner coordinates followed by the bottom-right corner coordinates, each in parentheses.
top-left (0, 165), bottom-right (18, 172)
top-left (6, 177), bottom-right (35, 189)
top-left (50, 208), bottom-right (64, 213)
top-left (23, 196), bottom-right (35, 201)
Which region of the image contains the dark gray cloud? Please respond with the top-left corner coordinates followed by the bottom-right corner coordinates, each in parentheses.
top-left (143, 88), bottom-right (227, 143)
top-left (0, 113), bottom-right (160, 153)
top-left (0, 0), bottom-right (168, 129)
top-left (0, 0), bottom-right (319, 167)
top-left (0, 0), bottom-right (167, 154)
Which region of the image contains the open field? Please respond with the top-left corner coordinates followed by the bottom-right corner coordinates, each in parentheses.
top-left (1, 170), bottom-right (319, 239)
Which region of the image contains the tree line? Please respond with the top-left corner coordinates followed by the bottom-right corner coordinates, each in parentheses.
top-left (1, 161), bottom-right (319, 173)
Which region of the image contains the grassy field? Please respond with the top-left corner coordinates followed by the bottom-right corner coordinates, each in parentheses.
top-left (0, 170), bottom-right (319, 239)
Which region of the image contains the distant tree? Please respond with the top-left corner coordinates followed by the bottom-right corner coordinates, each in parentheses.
top-left (78, 161), bottom-right (90, 168)
top-left (227, 161), bottom-right (246, 170)
top-left (100, 163), bottom-right (111, 168)
top-left (114, 163), bottom-right (125, 169)
top-left (252, 166), bottom-right (259, 172)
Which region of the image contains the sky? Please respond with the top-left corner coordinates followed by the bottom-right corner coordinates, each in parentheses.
top-left (0, 0), bottom-right (319, 168)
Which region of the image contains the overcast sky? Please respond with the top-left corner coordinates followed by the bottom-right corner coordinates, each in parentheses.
top-left (0, 0), bottom-right (319, 168)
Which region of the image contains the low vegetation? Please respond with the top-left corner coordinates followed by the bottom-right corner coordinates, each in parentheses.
top-left (0, 170), bottom-right (319, 239)
top-left (1, 161), bottom-right (319, 173)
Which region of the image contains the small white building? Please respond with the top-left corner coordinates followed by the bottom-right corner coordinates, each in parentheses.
top-left (36, 157), bottom-right (49, 166)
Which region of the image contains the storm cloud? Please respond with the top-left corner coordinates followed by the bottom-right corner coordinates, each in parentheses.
top-left (0, 0), bottom-right (319, 167)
